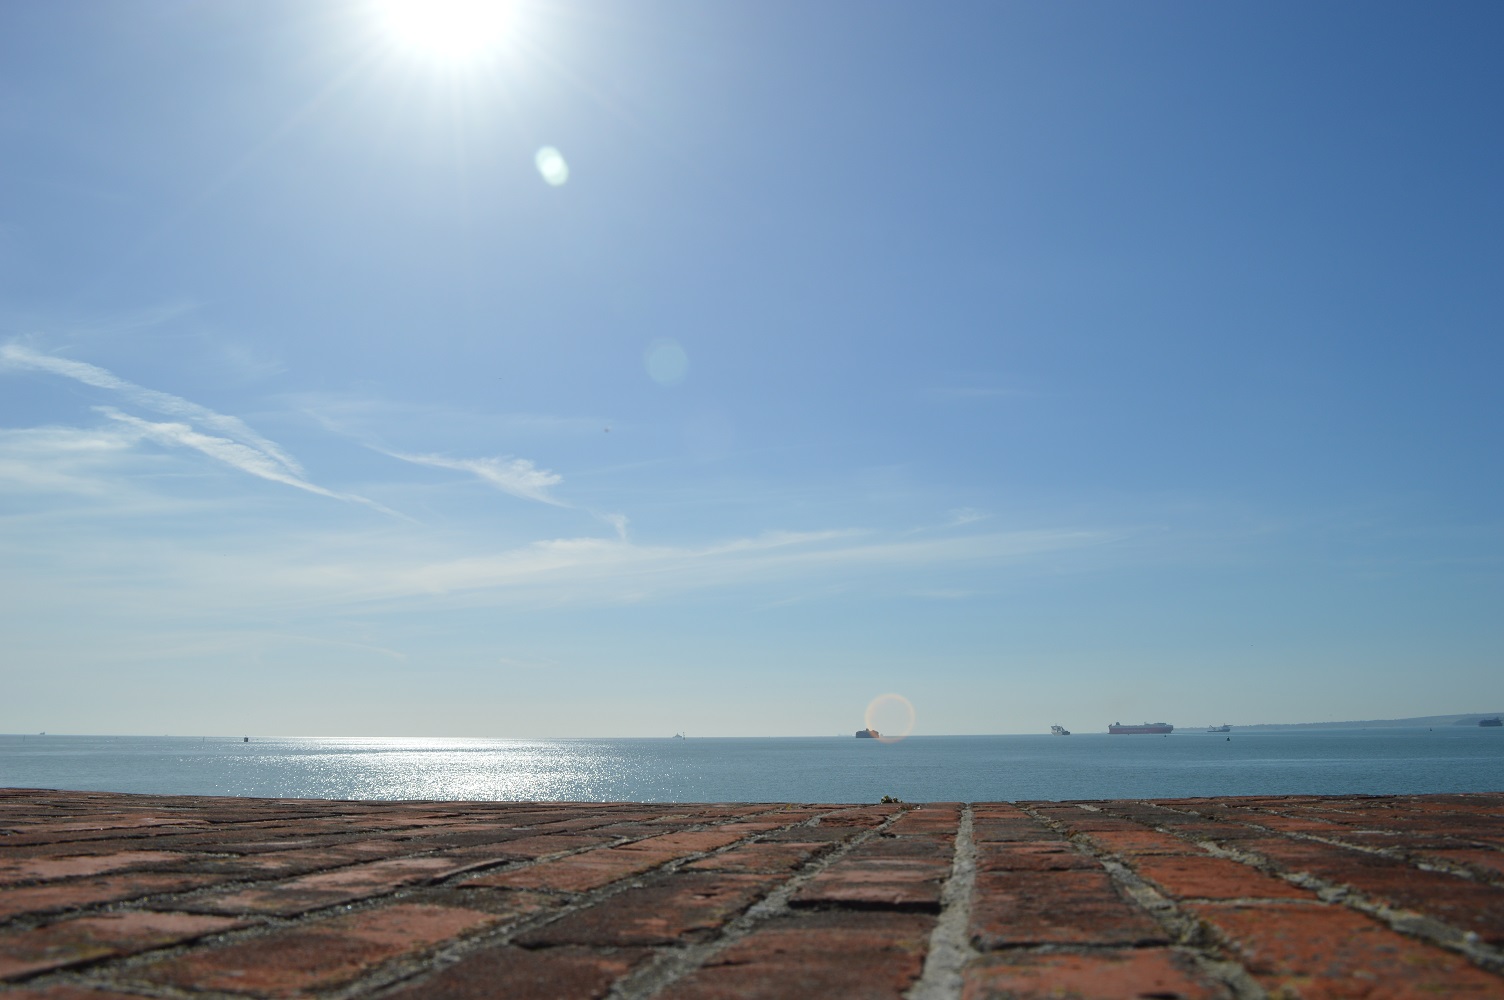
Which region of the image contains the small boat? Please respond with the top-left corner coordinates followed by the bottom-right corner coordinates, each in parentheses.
top-left (855, 728), bottom-right (879, 738)
top-left (1050, 725), bottom-right (1071, 736)
top-left (1207, 724), bottom-right (1231, 733)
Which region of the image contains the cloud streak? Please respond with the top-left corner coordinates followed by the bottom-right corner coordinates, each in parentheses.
top-left (97, 407), bottom-right (367, 503)
top-left (2, 343), bottom-right (303, 475)
top-left (384, 450), bottom-right (565, 505)
top-left (263, 525), bottom-right (1115, 611)
top-left (2, 342), bottom-right (387, 512)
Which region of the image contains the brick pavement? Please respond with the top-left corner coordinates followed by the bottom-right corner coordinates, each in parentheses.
top-left (0, 789), bottom-right (1501, 998)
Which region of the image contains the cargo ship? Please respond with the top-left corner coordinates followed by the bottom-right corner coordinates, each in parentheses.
top-left (1109, 722), bottom-right (1174, 735)
top-left (1206, 724), bottom-right (1231, 733)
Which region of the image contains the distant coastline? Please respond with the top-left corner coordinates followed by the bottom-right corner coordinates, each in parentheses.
top-left (1231, 712), bottom-right (1504, 731)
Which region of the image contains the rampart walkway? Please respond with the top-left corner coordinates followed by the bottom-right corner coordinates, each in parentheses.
top-left (1, 790), bottom-right (1502, 998)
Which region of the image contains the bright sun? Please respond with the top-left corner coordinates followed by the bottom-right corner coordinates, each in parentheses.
top-left (377, 0), bottom-right (514, 62)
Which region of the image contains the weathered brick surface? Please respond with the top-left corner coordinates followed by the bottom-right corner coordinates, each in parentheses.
top-left (0, 872), bottom-right (222, 921)
top-left (661, 910), bottom-right (935, 1000)
top-left (969, 869), bottom-right (1169, 948)
top-left (178, 855), bottom-right (489, 916)
top-left (0, 789), bottom-right (1500, 998)
top-left (1191, 901), bottom-right (1504, 996)
top-left (962, 948), bottom-right (1234, 1000)
top-left (138, 903), bottom-right (497, 996)
top-left (0, 910), bottom-right (245, 980)
top-left (0, 852), bottom-right (183, 886)
top-left (0, 986), bottom-right (145, 999)
top-left (974, 842), bottom-right (1099, 872)
top-left (517, 872), bottom-right (779, 946)
top-left (381, 944), bottom-right (649, 1000)
top-left (684, 840), bottom-right (830, 873)
top-left (1129, 854), bottom-right (1315, 900)
top-left (462, 845), bottom-right (680, 893)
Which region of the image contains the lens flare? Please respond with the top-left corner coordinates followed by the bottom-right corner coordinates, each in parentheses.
top-left (644, 338), bottom-right (689, 385)
top-left (535, 146), bottom-right (569, 186)
top-left (864, 693), bottom-right (917, 743)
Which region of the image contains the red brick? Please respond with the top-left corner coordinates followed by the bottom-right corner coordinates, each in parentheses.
top-left (962, 948), bottom-right (1234, 1000)
top-left (139, 903), bottom-right (498, 996)
top-left (1248, 838), bottom-right (1504, 945)
top-left (181, 855), bottom-right (485, 916)
top-left (858, 836), bottom-right (955, 861)
top-left (0, 851), bottom-right (182, 886)
top-left (700, 820), bottom-right (789, 836)
top-left (519, 872), bottom-right (779, 946)
top-left (791, 856), bottom-right (949, 912)
top-left (814, 807), bottom-right (898, 828)
top-left (969, 813), bottom-right (1062, 843)
top-left (761, 825), bottom-right (870, 843)
top-left (524, 816), bottom-right (625, 835)
top-left (187, 840), bottom-right (413, 877)
top-left (0, 911), bottom-right (244, 980)
top-left (685, 841), bottom-right (830, 873)
top-left (975, 842), bottom-right (1100, 872)
top-left (1237, 811), bottom-right (1350, 834)
top-left (464, 846), bottom-right (679, 893)
top-left (888, 805), bottom-right (961, 835)
top-left (465, 833), bottom-right (616, 859)
top-left (0, 872), bottom-right (222, 920)
top-left (0, 988), bottom-right (145, 1000)
top-left (383, 944), bottom-right (648, 1000)
top-left (968, 824), bottom-right (1062, 844)
top-left (1131, 855), bottom-right (1314, 901)
top-left (1422, 847), bottom-right (1504, 879)
top-left (617, 829), bottom-right (751, 855)
top-left (1083, 828), bottom-right (1200, 856)
top-left (969, 870), bottom-right (1166, 948)
top-left (970, 804), bottom-right (1034, 820)
top-left (1193, 901), bottom-right (1504, 997)
top-left (660, 910), bottom-right (934, 1000)
top-left (1139, 819), bottom-right (1274, 843)
top-left (2, 790), bottom-right (1503, 1000)
top-left (18, 815), bottom-right (201, 834)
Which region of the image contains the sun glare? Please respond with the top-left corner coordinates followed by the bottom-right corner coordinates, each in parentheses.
top-left (378, 0), bottom-right (513, 62)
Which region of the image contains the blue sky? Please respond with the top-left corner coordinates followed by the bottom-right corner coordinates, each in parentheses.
top-left (2, 1), bottom-right (1500, 737)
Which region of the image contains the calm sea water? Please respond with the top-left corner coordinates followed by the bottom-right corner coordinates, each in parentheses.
top-left (1, 730), bottom-right (1500, 803)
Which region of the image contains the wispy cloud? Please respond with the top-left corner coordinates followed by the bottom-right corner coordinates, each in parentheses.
top-left (598, 512), bottom-right (630, 540)
top-left (1, 342), bottom-right (302, 474)
top-left (97, 407), bottom-right (380, 507)
top-left (0, 424), bottom-right (143, 497)
top-left (384, 450), bottom-right (564, 505)
top-left (1, 342), bottom-right (388, 512)
top-left (262, 525), bottom-right (1114, 611)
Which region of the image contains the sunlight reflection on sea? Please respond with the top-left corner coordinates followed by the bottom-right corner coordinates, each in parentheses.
top-left (2, 731), bottom-right (1501, 803)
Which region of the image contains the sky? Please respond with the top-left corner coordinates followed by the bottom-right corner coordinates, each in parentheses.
top-left (1, 1), bottom-right (1501, 738)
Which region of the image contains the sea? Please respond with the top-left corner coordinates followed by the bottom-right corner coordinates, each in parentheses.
top-left (2, 729), bottom-right (1501, 803)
